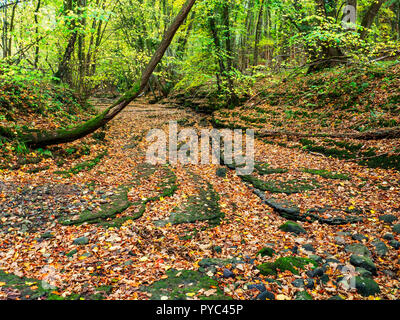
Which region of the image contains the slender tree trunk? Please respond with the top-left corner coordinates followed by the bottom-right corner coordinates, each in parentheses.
top-left (54, 0), bottom-right (78, 83)
top-left (253, 0), bottom-right (265, 67)
top-left (360, 0), bottom-right (386, 39)
top-left (34, 0), bottom-right (42, 68)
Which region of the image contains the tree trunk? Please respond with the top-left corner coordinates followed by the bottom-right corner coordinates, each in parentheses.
top-left (253, 0), bottom-right (265, 67)
top-left (19, 0), bottom-right (197, 148)
top-left (360, 0), bottom-right (386, 39)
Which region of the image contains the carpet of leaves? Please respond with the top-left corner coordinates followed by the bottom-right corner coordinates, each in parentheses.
top-left (0, 98), bottom-right (399, 300)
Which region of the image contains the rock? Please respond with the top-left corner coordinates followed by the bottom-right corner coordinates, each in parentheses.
top-left (336, 231), bottom-right (351, 237)
top-left (372, 239), bottom-right (388, 256)
top-left (124, 260), bottom-right (133, 266)
top-left (344, 243), bottom-right (371, 257)
top-left (309, 255), bottom-right (323, 264)
top-left (305, 278), bottom-right (315, 289)
top-left (248, 283), bottom-right (266, 292)
top-left (356, 267), bottom-right (373, 278)
top-left (350, 254), bottom-right (377, 275)
top-left (328, 295), bottom-right (344, 300)
top-left (392, 224), bottom-right (400, 234)
top-left (355, 276), bottom-right (380, 297)
top-left (352, 234), bottom-right (368, 241)
top-left (257, 247), bottom-right (275, 257)
top-left (278, 221), bottom-right (306, 235)
top-left (73, 236), bottom-right (89, 245)
top-left (41, 231), bottom-right (54, 239)
top-left (257, 290), bottom-right (275, 300)
top-left (216, 168), bottom-right (227, 178)
top-left (213, 246), bottom-right (222, 254)
top-left (292, 279), bottom-right (305, 288)
top-left (378, 214), bottom-right (398, 224)
top-left (307, 267), bottom-right (324, 278)
top-left (320, 274), bottom-right (330, 284)
top-left (334, 236), bottom-right (346, 245)
top-left (302, 244), bottom-right (315, 253)
top-left (383, 233), bottom-right (394, 240)
top-left (223, 269), bottom-right (235, 278)
top-left (295, 291), bottom-right (313, 300)
top-left (389, 240), bottom-right (400, 249)
top-left (325, 258), bottom-right (340, 264)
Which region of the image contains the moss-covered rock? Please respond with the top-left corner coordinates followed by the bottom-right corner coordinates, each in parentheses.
top-left (257, 257), bottom-right (316, 276)
top-left (355, 276), bottom-right (380, 297)
top-left (140, 269), bottom-right (230, 300)
top-left (279, 221), bottom-right (307, 235)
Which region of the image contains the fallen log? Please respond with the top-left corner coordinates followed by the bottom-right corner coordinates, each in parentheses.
top-left (258, 126), bottom-right (400, 140)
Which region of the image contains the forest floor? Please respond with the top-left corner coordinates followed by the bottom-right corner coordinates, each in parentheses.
top-left (0, 99), bottom-right (399, 300)
top-left (0, 64), bottom-right (400, 300)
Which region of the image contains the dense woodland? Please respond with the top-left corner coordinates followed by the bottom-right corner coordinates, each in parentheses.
top-left (0, 0), bottom-right (400, 302)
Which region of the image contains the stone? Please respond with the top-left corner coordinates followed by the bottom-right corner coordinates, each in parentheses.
top-left (292, 279), bottom-right (305, 288)
top-left (309, 255), bottom-right (323, 264)
top-left (305, 278), bottom-right (315, 290)
top-left (248, 283), bottom-right (266, 292)
top-left (328, 295), bottom-right (344, 300)
top-left (278, 221), bottom-right (306, 235)
top-left (216, 168), bottom-right (227, 178)
top-left (350, 254), bottom-right (377, 275)
top-left (334, 236), bottom-right (346, 245)
top-left (320, 274), bottom-right (330, 284)
top-left (355, 276), bottom-right (380, 297)
top-left (392, 224), bottom-right (400, 234)
top-left (389, 240), bottom-right (400, 250)
top-left (41, 231), bottom-right (54, 239)
top-left (213, 246), bottom-right (222, 254)
top-left (336, 231), bottom-right (351, 237)
top-left (372, 239), bottom-right (388, 257)
top-left (311, 267), bottom-right (325, 278)
top-left (344, 243), bottom-right (371, 257)
top-left (383, 233), bottom-right (394, 240)
top-left (302, 244), bottom-right (315, 253)
top-left (352, 234), bottom-right (368, 241)
top-left (257, 290), bottom-right (275, 300)
top-left (223, 269), bottom-right (235, 278)
top-left (257, 247), bottom-right (275, 257)
top-left (378, 214), bottom-right (398, 224)
top-left (295, 291), bottom-right (312, 300)
top-left (73, 236), bottom-right (89, 245)
top-left (356, 267), bottom-right (373, 278)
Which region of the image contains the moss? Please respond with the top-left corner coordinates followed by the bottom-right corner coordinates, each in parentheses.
top-left (155, 181), bottom-right (223, 226)
top-left (0, 269), bottom-right (101, 300)
top-left (140, 269), bottom-right (230, 300)
top-left (257, 257), bottom-right (317, 276)
top-left (55, 150), bottom-right (107, 176)
top-left (60, 185), bottom-right (132, 226)
top-left (302, 168), bottom-right (350, 180)
top-left (240, 175), bottom-right (319, 194)
top-left (255, 162), bottom-right (288, 175)
top-left (257, 247), bottom-right (275, 257)
top-left (61, 164), bottom-right (178, 228)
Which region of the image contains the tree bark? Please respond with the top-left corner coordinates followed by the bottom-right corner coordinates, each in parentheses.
top-left (360, 0), bottom-right (386, 39)
top-left (19, 0), bottom-right (197, 148)
top-left (253, 0), bottom-right (265, 67)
